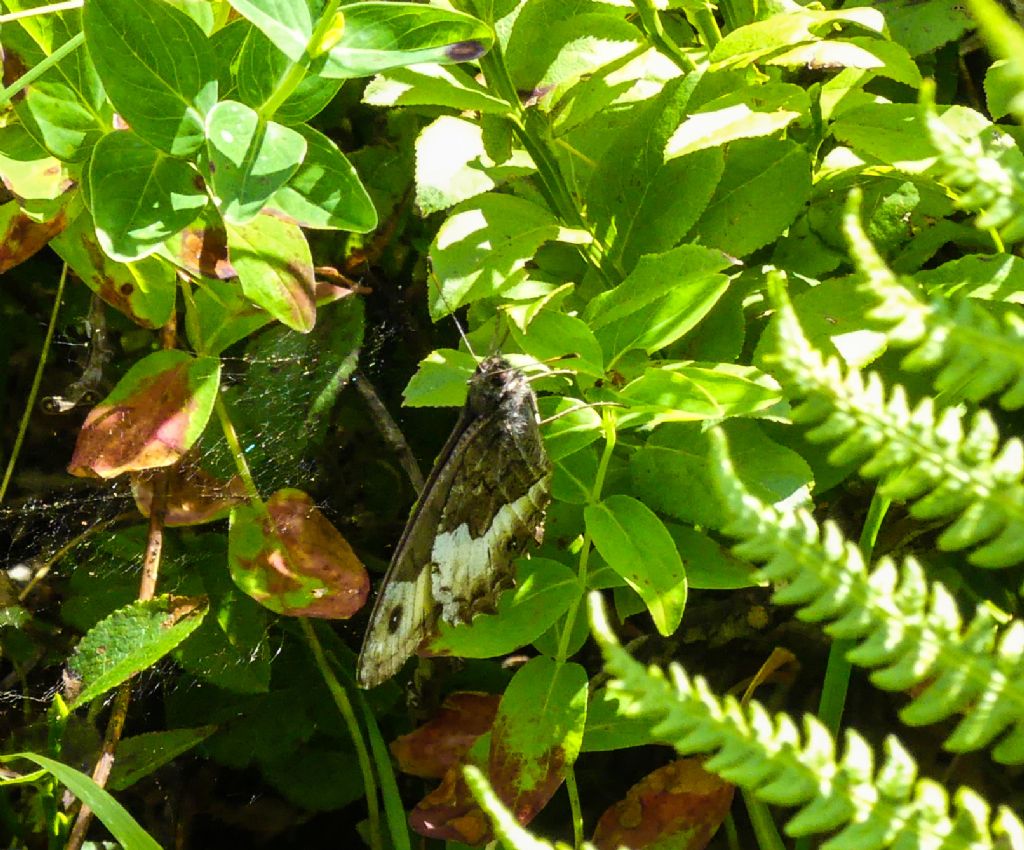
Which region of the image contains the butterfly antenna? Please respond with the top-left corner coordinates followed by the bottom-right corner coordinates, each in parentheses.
top-left (428, 270), bottom-right (477, 360)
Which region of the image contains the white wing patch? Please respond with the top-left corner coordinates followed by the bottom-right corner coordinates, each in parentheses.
top-left (430, 476), bottom-right (551, 623)
top-left (355, 564), bottom-right (433, 689)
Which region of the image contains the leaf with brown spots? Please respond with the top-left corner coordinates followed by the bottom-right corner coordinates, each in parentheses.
top-left (131, 462), bottom-right (247, 526)
top-left (68, 350), bottom-right (221, 478)
top-left (408, 733), bottom-right (494, 846)
top-left (0, 200), bottom-right (66, 273)
top-left (391, 692), bottom-right (500, 779)
top-left (51, 211), bottom-right (176, 328)
top-left (592, 758), bottom-right (734, 850)
top-left (228, 489), bottom-right (369, 618)
top-left (488, 658), bottom-right (588, 827)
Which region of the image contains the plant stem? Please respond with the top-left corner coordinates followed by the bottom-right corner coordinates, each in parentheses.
top-left (564, 766), bottom-right (584, 849)
top-left (0, 264), bottom-right (67, 505)
top-left (300, 619), bottom-right (383, 850)
top-left (630, 0), bottom-right (697, 72)
top-left (0, 31), bottom-right (83, 107)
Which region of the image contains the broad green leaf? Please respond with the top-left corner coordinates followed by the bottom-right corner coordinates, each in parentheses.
top-left (415, 116), bottom-right (534, 215)
top-left (587, 78), bottom-right (724, 271)
top-left (428, 559), bottom-right (582, 657)
top-left (508, 309), bottom-right (604, 377)
top-left (364, 63), bottom-right (512, 113)
top-left (234, 23), bottom-right (343, 123)
top-left (883, 0), bottom-right (975, 57)
top-left (224, 0), bottom-right (315, 63)
top-left (269, 124), bottom-right (377, 232)
top-left (83, 0), bottom-right (217, 155)
top-left (0, 126), bottom-right (65, 199)
top-left (620, 363), bottom-right (784, 424)
top-left (89, 130), bottom-right (208, 262)
top-left (667, 524), bottom-right (759, 590)
top-left (205, 100), bottom-right (306, 224)
top-left (709, 7), bottom-right (885, 68)
top-left (551, 444), bottom-right (599, 504)
top-left (985, 59), bottom-right (1019, 121)
top-left (402, 349), bottom-right (478, 407)
top-left (108, 726), bottom-right (217, 790)
top-left (186, 276), bottom-right (276, 355)
top-left (227, 214), bottom-right (316, 332)
top-left (68, 595), bottom-right (209, 708)
top-left (666, 104), bottom-right (801, 159)
top-left (915, 254), bottom-right (1024, 303)
top-left (690, 137), bottom-right (811, 258)
top-left (68, 350), bottom-right (221, 478)
top-left (585, 495), bottom-right (686, 635)
top-left (0, 753), bottom-right (161, 850)
top-left (51, 211), bottom-right (176, 328)
top-left (429, 193), bottom-right (590, 319)
top-left (631, 421), bottom-right (812, 529)
top-left (539, 397), bottom-right (603, 463)
top-left (489, 658), bottom-right (588, 824)
top-left (765, 37), bottom-right (922, 88)
top-left (6, 13), bottom-right (110, 162)
top-left (228, 488), bottom-right (370, 617)
top-left (582, 688), bottom-right (665, 752)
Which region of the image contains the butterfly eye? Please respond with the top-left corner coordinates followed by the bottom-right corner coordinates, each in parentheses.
top-left (388, 606), bottom-right (403, 633)
top-left (505, 537), bottom-right (519, 553)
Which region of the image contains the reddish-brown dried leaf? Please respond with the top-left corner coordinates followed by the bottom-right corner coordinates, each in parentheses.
top-left (131, 463), bottom-right (247, 526)
top-left (391, 692), bottom-right (500, 779)
top-left (409, 740), bottom-right (493, 846)
top-left (0, 203), bottom-right (66, 273)
top-left (592, 758), bottom-right (734, 850)
top-left (175, 222), bottom-right (235, 280)
top-left (68, 351), bottom-right (220, 479)
top-left (228, 489), bottom-right (369, 618)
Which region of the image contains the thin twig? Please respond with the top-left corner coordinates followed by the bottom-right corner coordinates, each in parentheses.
top-left (353, 369), bottom-right (425, 494)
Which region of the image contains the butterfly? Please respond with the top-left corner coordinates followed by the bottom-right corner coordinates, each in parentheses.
top-left (356, 355), bottom-right (552, 689)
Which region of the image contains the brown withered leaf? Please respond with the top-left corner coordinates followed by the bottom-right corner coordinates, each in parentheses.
top-left (0, 203), bottom-right (66, 273)
top-left (408, 734), bottom-right (494, 846)
top-left (228, 489), bottom-right (369, 618)
top-left (68, 351), bottom-right (220, 479)
top-left (592, 758), bottom-right (734, 850)
top-left (131, 462), bottom-right (247, 526)
top-left (391, 692), bottom-right (500, 779)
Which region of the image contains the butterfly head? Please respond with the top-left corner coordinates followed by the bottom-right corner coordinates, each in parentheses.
top-left (467, 355), bottom-right (533, 417)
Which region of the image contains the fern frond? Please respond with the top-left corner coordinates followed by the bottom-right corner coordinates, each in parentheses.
top-left (764, 278), bottom-right (1024, 567)
top-left (842, 191), bottom-right (1024, 410)
top-left (921, 82), bottom-right (1024, 242)
top-left (707, 429), bottom-right (1024, 763)
top-left (588, 595), bottom-right (1024, 850)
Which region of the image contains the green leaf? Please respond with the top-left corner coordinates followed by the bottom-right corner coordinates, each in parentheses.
top-left (585, 495), bottom-right (687, 635)
top-left (83, 0), bottom-right (217, 155)
top-left (428, 559), bottom-right (582, 658)
top-left (488, 657), bottom-right (588, 822)
top-left (884, 0), bottom-right (975, 57)
top-left (204, 100), bottom-right (306, 225)
top-left (765, 37), bottom-right (921, 88)
top-left (915, 254), bottom-right (1024, 302)
top-left (690, 137), bottom-right (811, 258)
top-left (269, 124), bottom-right (377, 232)
top-left (108, 726), bottom-right (217, 791)
top-left (508, 309), bottom-right (604, 377)
top-left (227, 214), bottom-right (316, 332)
top-left (0, 753), bottom-right (161, 850)
top-left (89, 130), bottom-right (208, 262)
top-left (51, 211), bottom-right (177, 329)
top-left (539, 397), bottom-right (603, 463)
top-left (414, 116), bottom-right (534, 215)
top-left (68, 595), bottom-right (208, 708)
top-left (587, 78), bottom-right (724, 271)
top-left (364, 63), bottom-right (511, 113)
top-left (402, 349), bottom-right (478, 408)
top-left (630, 422), bottom-right (813, 529)
top-left (185, 276), bottom-right (276, 355)
top-left (582, 687), bottom-right (665, 752)
top-left (620, 363), bottom-right (784, 425)
top-left (6, 13), bottom-right (110, 162)
top-left (429, 193), bottom-right (590, 319)
top-left (666, 104), bottom-right (801, 159)
top-left (68, 350), bottom-right (222, 478)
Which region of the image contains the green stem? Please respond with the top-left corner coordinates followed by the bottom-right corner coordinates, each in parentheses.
top-left (630, 0), bottom-right (697, 73)
top-left (556, 411), bottom-right (617, 662)
top-left (0, 32), bottom-right (83, 107)
top-left (259, 0), bottom-right (343, 118)
top-left (300, 619), bottom-right (383, 850)
top-left (1, 264), bottom-right (67, 504)
top-left (214, 393), bottom-right (261, 501)
top-left (564, 766), bottom-right (584, 849)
